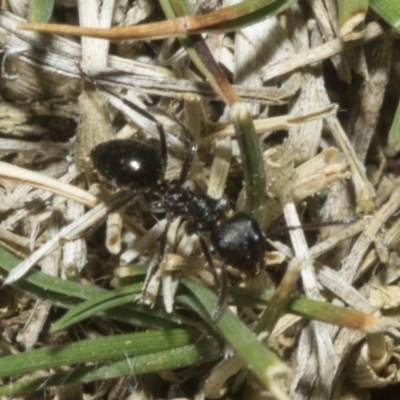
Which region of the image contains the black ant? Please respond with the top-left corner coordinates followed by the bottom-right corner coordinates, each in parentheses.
top-left (90, 111), bottom-right (266, 318)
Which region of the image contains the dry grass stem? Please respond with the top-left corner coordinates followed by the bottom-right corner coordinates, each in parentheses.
top-left (4, 191), bottom-right (130, 285)
top-left (261, 22), bottom-right (384, 82)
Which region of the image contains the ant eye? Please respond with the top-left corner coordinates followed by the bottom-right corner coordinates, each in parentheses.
top-left (91, 139), bottom-right (162, 190)
top-left (211, 212), bottom-right (265, 276)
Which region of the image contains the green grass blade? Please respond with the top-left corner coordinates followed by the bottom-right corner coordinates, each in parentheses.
top-left (50, 283), bottom-right (141, 332)
top-left (231, 103), bottom-right (266, 223)
top-left (0, 246), bottom-right (188, 329)
top-left (370, 0), bottom-right (400, 33)
top-left (387, 98), bottom-right (400, 151)
top-left (0, 338), bottom-right (222, 396)
top-left (180, 278), bottom-right (290, 397)
top-left (229, 287), bottom-right (382, 332)
top-left (0, 328), bottom-right (199, 379)
top-left (28, 0), bottom-right (54, 23)
top-left (207, 0), bottom-right (297, 31)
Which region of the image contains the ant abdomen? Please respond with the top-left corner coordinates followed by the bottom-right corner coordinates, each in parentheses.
top-left (91, 139), bottom-right (162, 191)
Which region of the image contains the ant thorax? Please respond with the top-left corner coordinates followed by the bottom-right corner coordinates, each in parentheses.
top-left (161, 184), bottom-right (227, 233)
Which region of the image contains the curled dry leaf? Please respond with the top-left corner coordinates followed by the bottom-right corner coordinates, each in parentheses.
top-left (370, 285), bottom-right (400, 310)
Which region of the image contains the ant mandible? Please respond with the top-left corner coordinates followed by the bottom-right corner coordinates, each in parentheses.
top-left (90, 111), bottom-right (266, 318)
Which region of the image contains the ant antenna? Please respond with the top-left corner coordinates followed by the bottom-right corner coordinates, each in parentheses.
top-left (267, 219), bottom-right (353, 237)
top-left (169, 114), bottom-right (199, 185)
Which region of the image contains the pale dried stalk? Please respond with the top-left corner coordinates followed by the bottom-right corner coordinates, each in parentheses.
top-left (4, 191), bottom-right (130, 285)
top-left (347, 336), bottom-right (398, 388)
top-left (291, 147), bottom-right (350, 202)
top-left (0, 163), bottom-right (145, 242)
top-left (78, 0), bottom-right (114, 66)
top-left (105, 91), bottom-right (185, 154)
top-left (307, 0), bottom-right (352, 82)
top-left (204, 104), bottom-right (337, 143)
top-left (340, 187), bottom-right (400, 284)
top-left (75, 0), bottom-right (116, 172)
top-left (160, 218), bottom-right (182, 313)
top-left (316, 266), bottom-right (370, 314)
top-left (326, 115), bottom-right (375, 213)
top-left (0, 138), bottom-right (70, 154)
top-left (17, 197), bottom-right (64, 349)
top-left (106, 211), bottom-right (123, 255)
top-left (283, 202), bottom-right (336, 396)
top-left (286, 17), bottom-right (325, 164)
top-left (357, 218), bottom-right (400, 280)
top-left (1, 169), bottom-right (77, 232)
top-left (120, 219), bottom-right (167, 265)
top-left (204, 355), bottom-right (245, 399)
top-left (261, 146), bottom-right (350, 231)
top-left (290, 324), bottom-right (319, 399)
top-left (207, 137), bottom-right (232, 200)
top-left (7, 0), bottom-right (28, 17)
top-left (0, 11), bottom-right (171, 78)
top-left (233, 13), bottom-right (300, 115)
top-left (0, 226), bottom-right (31, 250)
top-left (309, 219), bottom-right (366, 259)
top-left (0, 161), bottom-right (95, 206)
top-left (326, 189), bottom-right (400, 396)
top-left (0, 11), bottom-right (297, 105)
top-left (349, 33), bottom-right (393, 163)
top-left (62, 174), bottom-right (88, 278)
top-left (261, 22), bottom-right (384, 82)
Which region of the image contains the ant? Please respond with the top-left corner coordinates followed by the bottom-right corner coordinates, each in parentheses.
top-left (90, 110), bottom-right (266, 319)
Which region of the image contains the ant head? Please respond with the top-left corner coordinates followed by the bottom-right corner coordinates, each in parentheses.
top-left (91, 139), bottom-right (162, 191)
top-left (210, 211), bottom-right (265, 276)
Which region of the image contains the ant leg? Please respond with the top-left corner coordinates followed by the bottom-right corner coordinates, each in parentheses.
top-left (171, 115), bottom-right (197, 184)
top-left (267, 219), bottom-right (353, 237)
top-left (198, 234), bottom-right (227, 318)
top-left (157, 219), bottom-right (171, 264)
top-left (198, 234), bottom-right (220, 289)
top-left (212, 264), bottom-right (227, 320)
top-left (141, 219), bottom-right (171, 302)
top-left (154, 120), bottom-right (167, 182)
top-left (179, 142), bottom-right (198, 185)
top-left (260, 253), bottom-right (266, 271)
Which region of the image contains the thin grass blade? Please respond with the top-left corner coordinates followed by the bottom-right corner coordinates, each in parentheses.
top-left (180, 277), bottom-right (290, 399)
top-left (0, 338), bottom-right (222, 396)
top-left (28, 0), bottom-right (54, 23)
